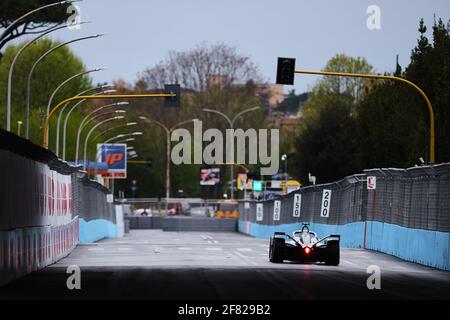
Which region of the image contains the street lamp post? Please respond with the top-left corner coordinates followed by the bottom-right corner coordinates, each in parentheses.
top-left (281, 154), bottom-right (287, 194)
top-left (25, 34), bottom-right (104, 138)
top-left (92, 122), bottom-right (138, 142)
top-left (75, 109), bottom-right (126, 164)
top-left (46, 67), bottom-right (105, 146)
top-left (62, 88), bottom-right (115, 160)
top-left (17, 121), bottom-right (23, 136)
top-left (139, 116), bottom-right (197, 213)
top-left (202, 106), bottom-right (260, 199)
top-left (0, 1), bottom-right (72, 42)
top-left (42, 92), bottom-right (178, 148)
top-left (60, 101), bottom-right (127, 157)
top-left (82, 116), bottom-right (125, 170)
top-left (5, 19), bottom-right (88, 131)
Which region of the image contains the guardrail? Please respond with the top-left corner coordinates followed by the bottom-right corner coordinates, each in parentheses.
top-left (0, 129), bottom-right (117, 285)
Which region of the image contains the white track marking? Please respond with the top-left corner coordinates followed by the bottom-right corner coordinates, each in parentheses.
top-left (177, 247), bottom-right (193, 251)
top-left (237, 248), bottom-right (253, 252)
top-left (87, 247), bottom-right (104, 251)
top-left (234, 251), bottom-right (258, 266)
top-left (205, 247), bottom-right (222, 251)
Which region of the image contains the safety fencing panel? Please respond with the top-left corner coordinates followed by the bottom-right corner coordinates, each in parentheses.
top-left (0, 129), bottom-right (115, 285)
top-left (238, 164), bottom-right (450, 270)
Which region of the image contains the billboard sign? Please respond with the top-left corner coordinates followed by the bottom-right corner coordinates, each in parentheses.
top-left (95, 144), bottom-right (127, 179)
top-left (200, 168), bottom-right (221, 185)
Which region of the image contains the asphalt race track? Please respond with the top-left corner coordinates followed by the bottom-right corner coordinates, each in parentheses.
top-left (0, 230), bottom-right (449, 300)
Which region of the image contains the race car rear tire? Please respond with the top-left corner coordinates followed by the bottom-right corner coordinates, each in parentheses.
top-left (269, 237), bottom-right (285, 263)
top-left (325, 242), bottom-right (340, 266)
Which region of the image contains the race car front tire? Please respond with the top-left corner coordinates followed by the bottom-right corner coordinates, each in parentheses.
top-left (324, 241), bottom-right (340, 266)
top-left (269, 237), bottom-right (285, 263)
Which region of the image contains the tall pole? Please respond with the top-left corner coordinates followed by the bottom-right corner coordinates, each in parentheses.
top-left (42, 93), bottom-right (176, 148)
top-left (294, 69), bottom-right (435, 164)
top-left (166, 133), bottom-right (171, 212)
top-left (75, 109), bottom-right (126, 164)
top-left (5, 20), bottom-right (87, 131)
top-left (202, 106), bottom-right (260, 199)
top-left (61, 101), bottom-right (126, 158)
top-left (17, 121), bottom-right (22, 136)
top-left (83, 116), bottom-right (123, 170)
top-left (139, 116), bottom-right (196, 213)
top-left (62, 88), bottom-right (115, 160)
top-left (25, 34), bottom-right (103, 138)
top-left (46, 68), bottom-right (104, 147)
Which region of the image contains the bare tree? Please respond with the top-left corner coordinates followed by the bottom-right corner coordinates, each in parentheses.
top-left (138, 43), bottom-right (262, 92)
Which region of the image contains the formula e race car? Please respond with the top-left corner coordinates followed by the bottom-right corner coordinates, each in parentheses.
top-left (269, 224), bottom-right (340, 265)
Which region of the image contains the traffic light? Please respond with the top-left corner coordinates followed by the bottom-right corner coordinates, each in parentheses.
top-left (276, 57), bottom-right (296, 85)
top-left (164, 84), bottom-right (181, 108)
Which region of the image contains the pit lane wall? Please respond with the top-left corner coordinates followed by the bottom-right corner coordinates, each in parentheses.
top-left (0, 130), bottom-right (117, 285)
top-left (238, 164), bottom-right (450, 270)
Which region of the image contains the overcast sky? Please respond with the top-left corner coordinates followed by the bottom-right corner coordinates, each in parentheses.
top-left (16, 0), bottom-right (450, 93)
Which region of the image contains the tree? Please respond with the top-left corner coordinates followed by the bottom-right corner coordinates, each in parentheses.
top-left (113, 43), bottom-right (266, 197)
top-left (0, 0), bottom-right (72, 55)
top-left (0, 38), bottom-right (92, 150)
top-left (292, 95), bottom-right (358, 183)
top-left (139, 43), bottom-right (261, 92)
top-left (357, 18), bottom-right (450, 166)
top-left (291, 54), bottom-right (373, 183)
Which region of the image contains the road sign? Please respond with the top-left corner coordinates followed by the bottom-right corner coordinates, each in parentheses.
top-left (256, 203), bottom-right (264, 221)
top-left (367, 176), bottom-right (377, 190)
top-left (292, 193), bottom-right (302, 217)
top-left (320, 189), bottom-right (332, 218)
top-left (96, 144), bottom-right (127, 179)
top-left (273, 200), bottom-right (281, 221)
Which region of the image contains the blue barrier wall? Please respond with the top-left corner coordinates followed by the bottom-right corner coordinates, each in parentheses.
top-left (365, 221), bottom-right (450, 270)
top-left (239, 221), bottom-right (450, 270)
top-left (79, 218), bottom-right (117, 244)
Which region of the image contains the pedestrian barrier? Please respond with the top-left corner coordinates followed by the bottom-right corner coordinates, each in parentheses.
top-left (238, 164), bottom-right (450, 270)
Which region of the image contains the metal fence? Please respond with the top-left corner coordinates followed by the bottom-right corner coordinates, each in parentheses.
top-left (72, 172), bottom-right (116, 224)
top-left (239, 164), bottom-right (450, 233)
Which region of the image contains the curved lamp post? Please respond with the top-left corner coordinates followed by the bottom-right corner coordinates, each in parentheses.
top-left (46, 67), bottom-right (105, 145)
top-left (25, 34), bottom-right (104, 138)
top-left (82, 116), bottom-right (125, 170)
top-left (57, 100), bottom-right (127, 157)
top-left (62, 88), bottom-right (115, 160)
top-left (75, 109), bottom-right (126, 164)
top-left (92, 121), bottom-right (138, 142)
top-left (202, 106), bottom-right (260, 199)
top-left (5, 19), bottom-right (89, 130)
top-left (139, 116), bottom-right (198, 212)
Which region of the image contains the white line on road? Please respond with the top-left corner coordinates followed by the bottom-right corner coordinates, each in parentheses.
top-left (118, 247), bottom-right (133, 251)
top-left (206, 247), bottom-right (222, 251)
top-left (87, 247), bottom-right (104, 251)
top-left (234, 251), bottom-right (259, 266)
top-left (237, 248), bottom-right (253, 252)
top-left (177, 247), bottom-right (193, 251)
top-left (341, 259), bottom-right (360, 268)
